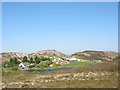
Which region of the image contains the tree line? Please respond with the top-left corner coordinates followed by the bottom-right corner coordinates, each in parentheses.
top-left (3, 56), bottom-right (52, 68)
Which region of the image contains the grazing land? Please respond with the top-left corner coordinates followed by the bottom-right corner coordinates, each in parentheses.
top-left (2, 61), bottom-right (118, 88)
top-left (47, 61), bottom-right (100, 69)
top-left (1, 50), bottom-right (119, 88)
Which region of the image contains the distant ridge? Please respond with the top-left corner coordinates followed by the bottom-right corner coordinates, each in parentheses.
top-left (71, 50), bottom-right (118, 61)
top-left (0, 49), bottom-right (67, 62)
top-left (0, 50), bottom-right (118, 62)
top-left (30, 49), bottom-right (67, 57)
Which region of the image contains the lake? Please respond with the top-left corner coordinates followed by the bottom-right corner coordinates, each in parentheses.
top-left (27, 68), bottom-right (71, 72)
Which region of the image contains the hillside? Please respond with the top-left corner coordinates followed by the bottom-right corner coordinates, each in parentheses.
top-left (0, 52), bottom-right (29, 62)
top-left (0, 50), bottom-right (118, 62)
top-left (2, 61), bottom-right (118, 88)
top-left (0, 50), bottom-right (67, 62)
top-left (30, 49), bottom-right (67, 57)
top-left (2, 50), bottom-right (119, 88)
top-left (71, 50), bottom-right (118, 61)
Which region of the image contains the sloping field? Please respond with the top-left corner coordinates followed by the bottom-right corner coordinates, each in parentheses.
top-left (2, 61), bottom-right (118, 88)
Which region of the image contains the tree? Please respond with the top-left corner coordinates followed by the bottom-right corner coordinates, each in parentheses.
top-left (10, 58), bottom-right (13, 63)
top-left (22, 56), bottom-right (28, 62)
top-left (14, 57), bottom-right (20, 64)
top-left (29, 57), bottom-right (34, 63)
top-left (10, 57), bottom-right (20, 65)
top-left (3, 61), bottom-right (13, 68)
top-left (35, 56), bottom-right (40, 64)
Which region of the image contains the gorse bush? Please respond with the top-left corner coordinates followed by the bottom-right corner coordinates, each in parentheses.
top-left (54, 64), bottom-right (60, 66)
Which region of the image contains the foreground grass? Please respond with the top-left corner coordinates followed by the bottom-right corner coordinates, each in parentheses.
top-left (2, 61), bottom-right (118, 88)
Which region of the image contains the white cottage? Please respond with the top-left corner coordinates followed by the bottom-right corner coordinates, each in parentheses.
top-left (66, 57), bottom-right (77, 61)
top-left (19, 62), bottom-right (30, 68)
top-left (50, 64), bottom-right (53, 67)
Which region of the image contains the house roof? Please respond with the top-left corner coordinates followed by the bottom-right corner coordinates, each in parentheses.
top-left (20, 62), bottom-right (30, 66)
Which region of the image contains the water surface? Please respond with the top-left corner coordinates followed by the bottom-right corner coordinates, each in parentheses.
top-left (27, 68), bottom-right (71, 72)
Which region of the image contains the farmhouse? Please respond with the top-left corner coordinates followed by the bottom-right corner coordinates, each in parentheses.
top-left (66, 57), bottom-right (77, 61)
top-left (66, 57), bottom-right (80, 61)
top-left (19, 62), bottom-right (30, 68)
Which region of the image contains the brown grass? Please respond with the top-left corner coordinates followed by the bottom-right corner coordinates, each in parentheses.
top-left (2, 61), bottom-right (118, 88)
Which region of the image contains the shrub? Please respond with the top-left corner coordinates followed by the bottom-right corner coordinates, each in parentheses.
top-left (45, 60), bottom-right (53, 65)
top-left (11, 67), bottom-right (18, 70)
top-left (113, 55), bottom-right (120, 61)
top-left (2, 61), bottom-right (13, 68)
top-left (29, 65), bottom-right (36, 68)
top-left (54, 64), bottom-right (60, 66)
top-left (35, 61), bottom-right (49, 68)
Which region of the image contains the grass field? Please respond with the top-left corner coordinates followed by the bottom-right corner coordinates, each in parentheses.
top-left (52, 61), bottom-right (100, 68)
top-left (2, 61), bottom-right (118, 88)
top-left (26, 61), bottom-right (101, 70)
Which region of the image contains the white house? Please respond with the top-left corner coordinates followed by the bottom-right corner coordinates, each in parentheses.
top-left (65, 57), bottom-right (81, 61)
top-left (50, 57), bottom-right (53, 59)
top-left (66, 57), bottom-right (77, 61)
top-left (19, 62), bottom-right (30, 68)
top-left (50, 64), bottom-right (53, 67)
top-left (77, 59), bottom-right (81, 61)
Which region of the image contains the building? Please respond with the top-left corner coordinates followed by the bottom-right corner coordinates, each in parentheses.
top-left (19, 62), bottom-right (30, 68)
top-left (66, 57), bottom-right (77, 61)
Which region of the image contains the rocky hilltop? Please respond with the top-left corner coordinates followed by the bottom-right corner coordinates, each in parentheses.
top-left (71, 50), bottom-right (118, 61)
top-left (30, 49), bottom-right (67, 57)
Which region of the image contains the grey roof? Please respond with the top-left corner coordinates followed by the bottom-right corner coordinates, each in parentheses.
top-left (21, 62), bottom-right (30, 66)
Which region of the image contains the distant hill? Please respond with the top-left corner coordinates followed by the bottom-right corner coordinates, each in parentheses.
top-left (71, 50), bottom-right (118, 61)
top-left (0, 50), bottom-right (118, 62)
top-left (30, 49), bottom-right (67, 57)
top-left (0, 52), bottom-right (29, 62)
top-left (0, 50), bottom-right (67, 62)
